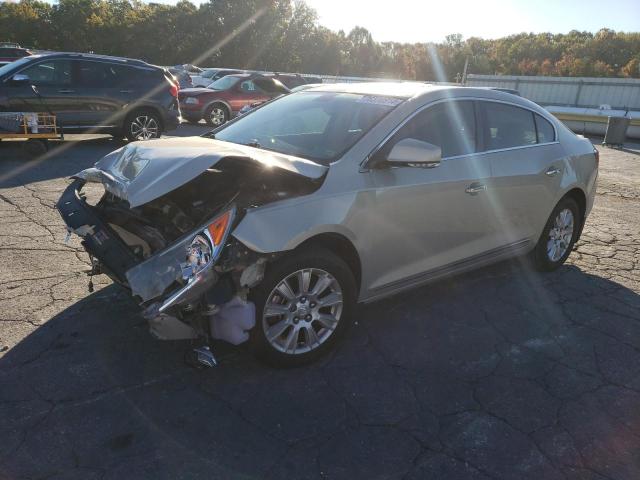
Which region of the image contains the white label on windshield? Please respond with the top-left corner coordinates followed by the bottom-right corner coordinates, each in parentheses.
top-left (358, 95), bottom-right (403, 106)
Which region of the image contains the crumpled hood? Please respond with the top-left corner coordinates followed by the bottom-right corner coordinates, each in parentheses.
top-left (75, 136), bottom-right (328, 208)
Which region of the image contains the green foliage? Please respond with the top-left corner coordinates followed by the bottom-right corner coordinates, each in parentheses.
top-left (1, 0), bottom-right (639, 80)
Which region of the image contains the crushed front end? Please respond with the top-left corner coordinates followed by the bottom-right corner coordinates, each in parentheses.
top-left (56, 138), bottom-right (326, 360)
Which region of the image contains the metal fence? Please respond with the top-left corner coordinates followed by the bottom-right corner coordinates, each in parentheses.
top-left (466, 74), bottom-right (640, 111)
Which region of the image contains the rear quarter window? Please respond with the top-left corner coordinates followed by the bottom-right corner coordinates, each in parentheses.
top-left (115, 66), bottom-right (163, 88)
top-left (535, 114), bottom-right (556, 143)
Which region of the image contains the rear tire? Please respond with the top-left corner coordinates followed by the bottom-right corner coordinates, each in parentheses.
top-left (531, 197), bottom-right (581, 271)
top-left (248, 247), bottom-right (356, 367)
top-left (124, 109), bottom-right (162, 141)
top-left (204, 104), bottom-right (229, 127)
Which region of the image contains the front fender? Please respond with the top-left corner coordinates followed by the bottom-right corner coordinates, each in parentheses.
top-left (231, 193), bottom-right (362, 254)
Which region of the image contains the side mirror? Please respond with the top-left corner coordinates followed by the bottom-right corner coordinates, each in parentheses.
top-left (385, 138), bottom-right (441, 168)
top-left (10, 74), bottom-right (31, 86)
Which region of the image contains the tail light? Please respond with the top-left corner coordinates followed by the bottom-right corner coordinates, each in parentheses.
top-left (593, 146), bottom-right (599, 167)
top-left (169, 82), bottom-right (179, 98)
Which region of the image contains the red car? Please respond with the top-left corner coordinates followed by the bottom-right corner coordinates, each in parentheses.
top-left (179, 73), bottom-right (289, 126)
top-left (0, 44), bottom-right (31, 64)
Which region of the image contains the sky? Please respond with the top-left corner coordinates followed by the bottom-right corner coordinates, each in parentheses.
top-left (304, 0), bottom-right (640, 43)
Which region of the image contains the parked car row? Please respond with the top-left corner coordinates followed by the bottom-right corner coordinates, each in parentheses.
top-left (179, 70), bottom-right (323, 126)
top-left (0, 47), bottom-right (329, 141)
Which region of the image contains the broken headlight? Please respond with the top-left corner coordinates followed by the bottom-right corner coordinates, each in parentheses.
top-left (181, 209), bottom-right (234, 282)
top-left (182, 234), bottom-right (211, 280)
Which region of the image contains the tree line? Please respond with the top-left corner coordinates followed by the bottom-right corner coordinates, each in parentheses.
top-left (1, 0), bottom-right (639, 80)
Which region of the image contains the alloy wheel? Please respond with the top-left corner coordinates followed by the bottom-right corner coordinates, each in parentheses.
top-left (546, 208), bottom-right (574, 262)
top-left (130, 115), bottom-right (159, 140)
top-left (262, 268), bottom-right (343, 355)
top-left (209, 107), bottom-right (226, 126)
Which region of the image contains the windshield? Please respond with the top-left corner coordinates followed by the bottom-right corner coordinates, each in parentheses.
top-left (214, 91), bottom-right (402, 165)
top-left (0, 56), bottom-right (34, 79)
top-left (208, 75), bottom-right (238, 90)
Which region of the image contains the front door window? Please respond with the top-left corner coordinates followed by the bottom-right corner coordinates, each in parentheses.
top-left (20, 60), bottom-right (72, 87)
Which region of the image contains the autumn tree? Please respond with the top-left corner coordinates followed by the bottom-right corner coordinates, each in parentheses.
top-left (1, 0), bottom-right (639, 81)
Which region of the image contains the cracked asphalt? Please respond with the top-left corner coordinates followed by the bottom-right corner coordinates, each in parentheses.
top-left (1, 127), bottom-right (639, 480)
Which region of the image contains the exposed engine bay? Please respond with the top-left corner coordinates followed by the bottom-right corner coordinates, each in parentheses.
top-left (96, 156), bottom-right (319, 260)
top-left (57, 138), bottom-right (327, 362)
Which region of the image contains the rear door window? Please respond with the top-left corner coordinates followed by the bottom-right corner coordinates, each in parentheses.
top-left (77, 61), bottom-right (120, 87)
top-left (480, 102), bottom-right (537, 150)
top-left (534, 114), bottom-right (555, 143)
top-left (253, 77), bottom-right (289, 94)
top-left (21, 60), bottom-right (72, 87)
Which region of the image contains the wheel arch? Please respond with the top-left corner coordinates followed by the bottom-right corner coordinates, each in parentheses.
top-left (559, 186), bottom-right (587, 240)
top-left (561, 187), bottom-right (587, 220)
top-left (125, 104), bottom-right (164, 130)
top-left (294, 233), bottom-right (362, 293)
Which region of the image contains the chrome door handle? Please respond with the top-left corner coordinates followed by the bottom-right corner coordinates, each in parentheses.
top-left (57, 89), bottom-right (75, 93)
top-left (465, 183), bottom-right (486, 195)
top-left (546, 166), bottom-right (561, 176)
top-left (119, 90), bottom-right (134, 94)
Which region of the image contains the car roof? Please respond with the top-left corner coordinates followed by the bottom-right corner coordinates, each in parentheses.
top-left (20, 52), bottom-right (155, 68)
top-left (309, 81), bottom-right (440, 99)
top-left (221, 73), bottom-right (250, 79)
top-left (302, 82), bottom-right (544, 111)
top-left (222, 72), bottom-right (277, 80)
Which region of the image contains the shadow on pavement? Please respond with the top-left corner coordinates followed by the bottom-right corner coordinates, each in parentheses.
top-left (0, 137), bottom-right (126, 188)
top-left (1, 260), bottom-right (640, 479)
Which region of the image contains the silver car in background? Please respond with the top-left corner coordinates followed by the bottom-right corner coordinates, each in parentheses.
top-left (57, 83), bottom-right (598, 367)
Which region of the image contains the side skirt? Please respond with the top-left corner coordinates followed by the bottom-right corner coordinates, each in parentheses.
top-left (360, 239), bottom-right (532, 304)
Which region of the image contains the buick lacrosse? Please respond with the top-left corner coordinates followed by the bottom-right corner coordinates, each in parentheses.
top-left (57, 82), bottom-right (598, 366)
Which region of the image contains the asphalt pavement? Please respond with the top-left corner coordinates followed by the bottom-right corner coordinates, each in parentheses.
top-left (0, 126), bottom-right (639, 479)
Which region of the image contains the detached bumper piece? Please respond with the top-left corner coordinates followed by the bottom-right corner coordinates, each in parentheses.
top-left (57, 179), bottom-right (139, 284)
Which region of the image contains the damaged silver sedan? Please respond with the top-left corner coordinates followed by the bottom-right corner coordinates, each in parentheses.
top-left (57, 83), bottom-right (598, 367)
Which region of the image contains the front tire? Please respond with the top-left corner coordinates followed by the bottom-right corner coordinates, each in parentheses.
top-left (124, 110), bottom-right (162, 141)
top-left (532, 197), bottom-right (581, 271)
top-left (248, 247), bottom-right (356, 367)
